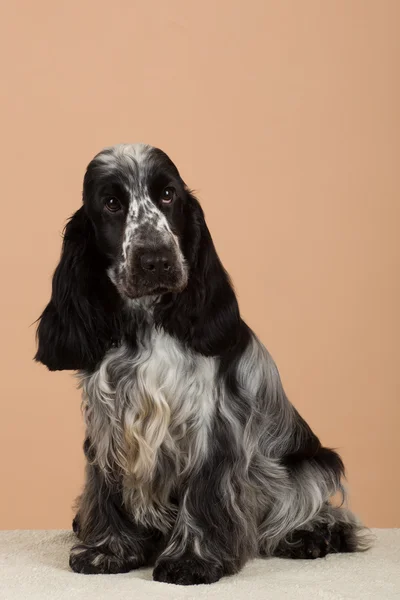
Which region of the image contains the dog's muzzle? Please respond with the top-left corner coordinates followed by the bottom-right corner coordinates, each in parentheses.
top-left (119, 241), bottom-right (187, 299)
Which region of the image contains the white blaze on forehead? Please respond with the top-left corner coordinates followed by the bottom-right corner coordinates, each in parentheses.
top-left (95, 143), bottom-right (153, 168)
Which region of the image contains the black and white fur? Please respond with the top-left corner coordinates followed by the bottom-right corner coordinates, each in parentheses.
top-left (35, 143), bottom-right (369, 585)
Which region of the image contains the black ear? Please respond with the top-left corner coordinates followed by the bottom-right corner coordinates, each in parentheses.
top-left (35, 207), bottom-right (122, 371)
top-left (156, 194), bottom-right (246, 356)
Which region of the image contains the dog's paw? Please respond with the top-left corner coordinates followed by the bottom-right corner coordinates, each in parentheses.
top-left (69, 544), bottom-right (138, 574)
top-left (275, 528), bottom-right (330, 559)
top-left (153, 555), bottom-right (223, 585)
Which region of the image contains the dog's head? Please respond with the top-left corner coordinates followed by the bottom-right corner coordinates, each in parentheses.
top-left (35, 144), bottom-right (240, 371)
top-left (84, 144), bottom-right (189, 299)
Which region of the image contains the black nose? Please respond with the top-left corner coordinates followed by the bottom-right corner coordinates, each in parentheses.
top-left (140, 249), bottom-right (173, 277)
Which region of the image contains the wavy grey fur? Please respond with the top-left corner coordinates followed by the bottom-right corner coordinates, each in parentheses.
top-left (74, 302), bottom-right (370, 580)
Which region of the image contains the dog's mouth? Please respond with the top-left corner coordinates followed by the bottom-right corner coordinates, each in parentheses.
top-left (114, 263), bottom-right (188, 300)
top-left (119, 278), bottom-right (188, 300)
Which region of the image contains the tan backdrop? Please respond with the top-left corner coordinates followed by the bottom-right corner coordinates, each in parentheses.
top-left (0, 1), bottom-right (398, 529)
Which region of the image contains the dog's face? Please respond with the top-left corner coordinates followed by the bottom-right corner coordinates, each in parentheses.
top-left (35, 142), bottom-right (239, 370)
top-left (83, 144), bottom-right (189, 299)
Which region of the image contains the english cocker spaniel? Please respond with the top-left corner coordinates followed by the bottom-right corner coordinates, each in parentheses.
top-left (35, 144), bottom-right (369, 585)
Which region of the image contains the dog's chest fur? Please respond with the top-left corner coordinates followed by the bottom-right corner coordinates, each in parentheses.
top-left (79, 322), bottom-right (217, 528)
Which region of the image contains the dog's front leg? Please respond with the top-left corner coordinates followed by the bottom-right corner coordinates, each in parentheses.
top-left (153, 463), bottom-right (252, 585)
top-left (70, 462), bottom-right (162, 574)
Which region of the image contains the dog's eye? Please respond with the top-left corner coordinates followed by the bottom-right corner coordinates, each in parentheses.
top-left (161, 187), bottom-right (175, 204)
top-left (105, 197), bottom-right (121, 213)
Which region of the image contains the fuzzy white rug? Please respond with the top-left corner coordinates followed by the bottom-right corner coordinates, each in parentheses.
top-left (0, 529), bottom-right (399, 599)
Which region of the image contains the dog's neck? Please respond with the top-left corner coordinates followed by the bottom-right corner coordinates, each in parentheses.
top-left (124, 295), bottom-right (160, 313)
top-left (108, 295), bottom-right (161, 351)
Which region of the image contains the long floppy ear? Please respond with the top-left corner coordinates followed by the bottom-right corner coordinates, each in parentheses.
top-left (156, 193), bottom-right (246, 356)
top-left (35, 206), bottom-right (122, 371)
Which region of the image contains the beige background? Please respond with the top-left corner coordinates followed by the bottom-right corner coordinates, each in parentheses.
top-left (0, 1), bottom-right (398, 529)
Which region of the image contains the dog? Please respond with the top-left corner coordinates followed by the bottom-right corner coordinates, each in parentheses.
top-left (35, 143), bottom-right (369, 585)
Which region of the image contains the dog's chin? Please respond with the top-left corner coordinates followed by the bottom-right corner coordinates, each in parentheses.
top-left (117, 278), bottom-right (188, 301)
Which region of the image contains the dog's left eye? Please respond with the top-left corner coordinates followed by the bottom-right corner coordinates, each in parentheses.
top-left (161, 187), bottom-right (175, 204)
top-left (105, 197), bottom-right (122, 213)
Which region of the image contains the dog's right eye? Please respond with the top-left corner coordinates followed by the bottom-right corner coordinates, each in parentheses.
top-left (105, 198), bottom-right (122, 213)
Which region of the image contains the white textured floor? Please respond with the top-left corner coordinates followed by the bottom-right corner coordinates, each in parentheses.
top-left (0, 529), bottom-right (399, 599)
